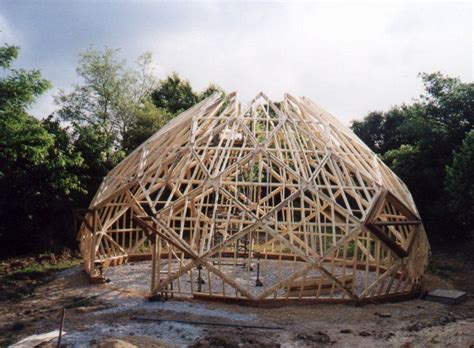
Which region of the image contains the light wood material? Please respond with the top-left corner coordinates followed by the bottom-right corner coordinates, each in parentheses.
top-left (78, 92), bottom-right (430, 304)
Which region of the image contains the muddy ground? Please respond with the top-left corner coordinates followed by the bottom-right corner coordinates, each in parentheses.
top-left (1, 251), bottom-right (473, 347)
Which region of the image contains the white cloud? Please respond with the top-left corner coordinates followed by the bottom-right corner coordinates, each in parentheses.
top-left (0, 13), bottom-right (18, 44)
top-left (28, 88), bottom-right (58, 119)
top-left (134, 2), bottom-right (472, 123)
top-left (5, 1), bottom-right (471, 124)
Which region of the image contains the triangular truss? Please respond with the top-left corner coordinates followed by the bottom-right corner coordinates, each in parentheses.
top-left (78, 92), bottom-right (429, 303)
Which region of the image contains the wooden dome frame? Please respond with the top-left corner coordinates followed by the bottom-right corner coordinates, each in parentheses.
top-left (79, 92), bottom-right (429, 305)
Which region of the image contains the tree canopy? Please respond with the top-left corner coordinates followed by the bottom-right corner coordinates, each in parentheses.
top-left (55, 48), bottom-right (158, 148)
top-left (151, 73), bottom-right (198, 115)
top-left (122, 98), bottom-right (174, 153)
top-left (123, 74), bottom-right (224, 154)
top-left (445, 130), bottom-right (474, 234)
top-left (151, 73), bottom-right (225, 116)
top-left (0, 43), bottom-right (225, 256)
top-left (0, 45), bottom-right (85, 255)
top-left (351, 72), bottom-right (474, 244)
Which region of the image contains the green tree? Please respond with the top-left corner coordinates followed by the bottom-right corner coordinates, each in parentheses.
top-left (352, 72), bottom-right (473, 244)
top-left (445, 130), bottom-right (474, 237)
top-left (0, 45), bottom-right (51, 114)
top-left (199, 83), bottom-right (225, 100)
top-left (122, 98), bottom-right (174, 153)
top-left (124, 77), bottom-right (224, 153)
top-left (72, 125), bottom-right (125, 205)
top-left (351, 108), bottom-right (410, 154)
top-left (351, 111), bottom-right (385, 153)
top-left (421, 72), bottom-right (474, 146)
top-left (151, 74), bottom-right (224, 115)
top-left (151, 73), bottom-right (198, 115)
top-left (0, 44), bottom-right (85, 254)
top-left (55, 47), bottom-right (158, 148)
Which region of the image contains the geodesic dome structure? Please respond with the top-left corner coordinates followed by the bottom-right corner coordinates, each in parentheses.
top-left (79, 92), bottom-right (429, 304)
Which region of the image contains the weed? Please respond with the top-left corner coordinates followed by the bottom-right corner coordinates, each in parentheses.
top-left (0, 258), bottom-right (80, 301)
top-left (4, 259), bottom-right (79, 281)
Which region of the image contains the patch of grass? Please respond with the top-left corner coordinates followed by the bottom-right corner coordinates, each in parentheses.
top-left (4, 259), bottom-right (79, 281)
top-left (1, 258), bottom-right (81, 301)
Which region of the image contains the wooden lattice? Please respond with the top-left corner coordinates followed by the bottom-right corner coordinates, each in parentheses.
top-left (78, 92), bottom-right (429, 304)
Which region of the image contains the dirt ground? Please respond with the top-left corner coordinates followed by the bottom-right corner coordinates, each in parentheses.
top-left (1, 252), bottom-right (473, 347)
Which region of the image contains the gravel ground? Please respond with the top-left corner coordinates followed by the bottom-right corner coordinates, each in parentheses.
top-left (2, 263), bottom-right (473, 347)
top-left (95, 296), bottom-right (257, 322)
top-left (61, 322), bottom-right (202, 347)
top-left (104, 260), bottom-right (384, 299)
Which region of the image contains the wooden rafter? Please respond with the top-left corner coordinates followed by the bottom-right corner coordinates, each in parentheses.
top-left (78, 92), bottom-right (430, 304)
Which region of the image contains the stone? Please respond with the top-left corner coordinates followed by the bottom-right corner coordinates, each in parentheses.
top-left (95, 339), bottom-right (137, 348)
top-left (375, 312), bottom-right (392, 318)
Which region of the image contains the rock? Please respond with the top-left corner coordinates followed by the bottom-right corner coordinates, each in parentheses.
top-left (375, 312), bottom-right (392, 318)
top-left (94, 339), bottom-right (137, 348)
top-left (405, 322), bottom-right (425, 332)
top-left (190, 339), bottom-right (210, 348)
top-left (75, 305), bottom-right (110, 314)
top-left (359, 331), bottom-right (372, 337)
top-left (340, 329), bottom-right (352, 334)
top-left (296, 331), bottom-right (331, 344)
top-left (34, 343), bottom-right (55, 348)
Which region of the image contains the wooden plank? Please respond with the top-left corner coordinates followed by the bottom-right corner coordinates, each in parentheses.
top-left (366, 224), bottom-right (408, 258)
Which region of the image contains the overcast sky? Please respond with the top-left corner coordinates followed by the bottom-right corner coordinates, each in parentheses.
top-left (0, 1), bottom-right (472, 124)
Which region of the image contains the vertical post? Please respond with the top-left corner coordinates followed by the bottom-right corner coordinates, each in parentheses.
top-left (243, 236), bottom-right (249, 269)
top-left (255, 252), bottom-right (263, 287)
top-left (157, 232), bottom-right (161, 291)
top-left (150, 221), bottom-right (159, 295)
top-left (57, 307), bottom-right (65, 347)
top-left (89, 210), bottom-right (97, 275)
top-left (197, 264), bottom-right (204, 292)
